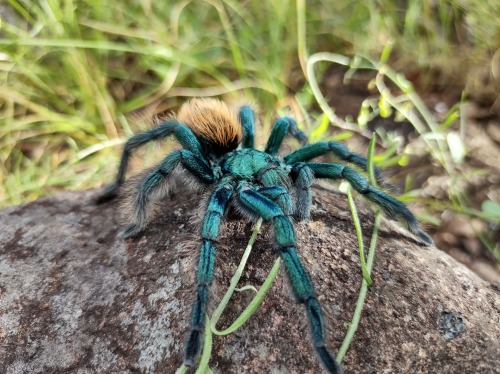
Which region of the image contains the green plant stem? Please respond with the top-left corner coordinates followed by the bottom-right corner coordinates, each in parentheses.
top-left (347, 189), bottom-right (372, 286)
top-left (337, 211), bottom-right (382, 362)
top-left (175, 364), bottom-right (188, 374)
top-left (296, 0), bottom-right (307, 77)
top-left (195, 315), bottom-right (213, 374)
top-left (306, 51), bottom-right (452, 169)
top-left (212, 257), bottom-right (280, 336)
top-left (338, 132), bottom-right (380, 362)
top-left (367, 134), bottom-right (377, 186)
top-left (210, 217), bottom-right (263, 326)
top-left (306, 52), bottom-right (366, 135)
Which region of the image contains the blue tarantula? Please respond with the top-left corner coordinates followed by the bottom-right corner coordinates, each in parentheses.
top-left (97, 98), bottom-right (433, 374)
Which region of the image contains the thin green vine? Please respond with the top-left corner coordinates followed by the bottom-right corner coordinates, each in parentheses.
top-left (337, 211), bottom-right (382, 362)
top-left (195, 315), bottom-right (213, 374)
top-left (212, 257), bottom-right (280, 336)
top-left (347, 189), bottom-right (373, 286)
top-left (210, 217), bottom-right (264, 326)
top-left (338, 134), bottom-right (381, 362)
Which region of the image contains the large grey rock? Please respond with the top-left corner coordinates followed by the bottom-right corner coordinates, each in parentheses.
top-left (0, 188), bottom-right (499, 373)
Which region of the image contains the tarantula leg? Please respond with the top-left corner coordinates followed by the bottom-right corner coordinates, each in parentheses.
top-left (284, 141), bottom-right (389, 188)
top-left (307, 162), bottom-right (433, 245)
top-left (290, 162), bottom-right (314, 221)
top-left (238, 105), bottom-right (255, 149)
top-left (257, 186), bottom-right (294, 215)
top-left (256, 165), bottom-right (288, 188)
top-left (265, 117), bottom-right (308, 155)
top-left (96, 121), bottom-right (205, 203)
top-left (97, 181), bottom-right (121, 203)
top-left (123, 150), bottom-right (214, 239)
top-left (238, 188), bottom-right (343, 374)
top-left (184, 183), bottom-right (234, 366)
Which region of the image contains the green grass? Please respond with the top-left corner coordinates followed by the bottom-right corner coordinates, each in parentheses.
top-left (1, 0), bottom-right (499, 259)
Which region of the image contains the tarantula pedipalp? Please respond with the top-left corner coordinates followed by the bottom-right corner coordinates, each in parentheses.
top-left (98, 98), bottom-right (433, 374)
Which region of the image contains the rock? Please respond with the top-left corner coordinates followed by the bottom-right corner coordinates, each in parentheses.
top-left (0, 188), bottom-right (499, 374)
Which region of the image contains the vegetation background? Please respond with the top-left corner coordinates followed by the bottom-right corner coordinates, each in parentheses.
top-left (1, 0), bottom-right (499, 281)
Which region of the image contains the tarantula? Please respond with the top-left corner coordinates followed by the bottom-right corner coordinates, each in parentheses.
top-left (97, 98), bottom-right (432, 373)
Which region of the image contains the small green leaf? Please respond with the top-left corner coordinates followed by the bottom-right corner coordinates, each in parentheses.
top-left (394, 102), bottom-right (413, 122)
top-left (481, 200), bottom-right (500, 220)
top-left (235, 285), bottom-right (258, 293)
top-left (439, 107), bottom-right (460, 131)
top-left (311, 113), bottom-right (330, 141)
top-left (357, 101), bottom-right (371, 127)
top-left (397, 154), bottom-right (410, 167)
top-left (447, 131), bottom-right (467, 164)
top-left (330, 131), bottom-right (353, 141)
top-left (338, 180), bottom-right (350, 194)
top-left (378, 95), bottom-right (393, 118)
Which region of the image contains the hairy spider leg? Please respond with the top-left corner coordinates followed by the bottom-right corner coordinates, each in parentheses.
top-left (237, 188), bottom-right (343, 374)
top-left (257, 186), bottom-right (294, 216)
top-left (265, 117), bottom-right (308, 155)
top-left (284, 141), bottom-right (388, 188)
top-left (306, 162), bottom-right (433, 245)
top-left (290, 162), bottom-right (315, 221)
top-left (239, 106), bottom-right (256, 149)
top-left (185, 183), bottom-right (234, 366)
top-left (253, 166), bottom-right (295, 215)
top-left (97, 121), bottom-right (205, 202)
top-left (123, 150), bottom-right (214, 239)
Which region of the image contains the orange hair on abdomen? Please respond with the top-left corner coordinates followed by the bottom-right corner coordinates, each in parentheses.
top-left (177, 98), bottom-right (242, 150)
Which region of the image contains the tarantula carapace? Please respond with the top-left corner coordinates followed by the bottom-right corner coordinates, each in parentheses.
top-left (98, 98), bottom-right (432, 374)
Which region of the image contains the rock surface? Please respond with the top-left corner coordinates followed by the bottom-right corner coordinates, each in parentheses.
top-left (0, 188), bottom-right (499, 374)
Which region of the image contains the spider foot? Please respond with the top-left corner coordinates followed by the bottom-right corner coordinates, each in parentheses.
top-left (184, 329), bottom-right (202, 366)
top-left (96, 183), bottom-right (120, 204)
top-left (315, 346), bottom-right (344, 374)
top-left (121, 224), bottom-right (144, 239)
top-left (415, 228), bottom-right (434, 246)
top-left (406, 220), bottom-right (434, 246)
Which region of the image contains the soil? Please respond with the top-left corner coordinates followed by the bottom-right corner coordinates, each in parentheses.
top-left (319, 66), bottom-right (500, 283)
